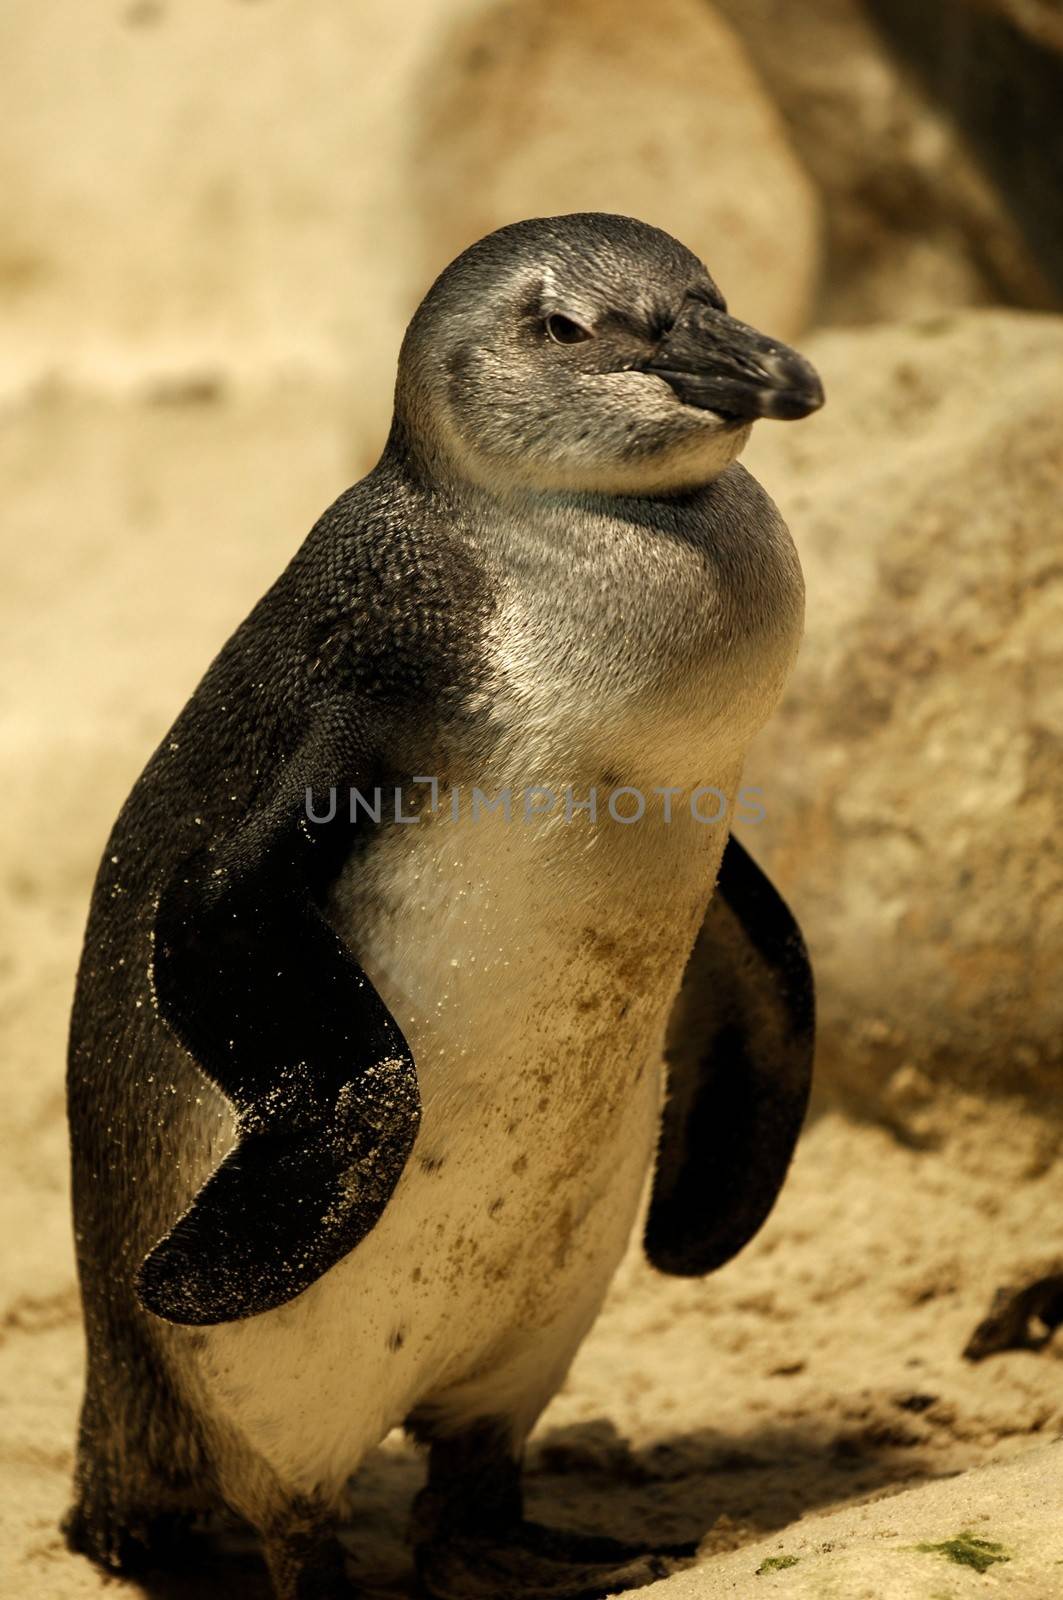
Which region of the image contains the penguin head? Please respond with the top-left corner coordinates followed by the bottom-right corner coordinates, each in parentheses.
top-left (395, 213), bottom-right (823, 497)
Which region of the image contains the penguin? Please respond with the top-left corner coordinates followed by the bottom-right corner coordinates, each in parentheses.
top-left (65, 213), bottom-right (821, 1600)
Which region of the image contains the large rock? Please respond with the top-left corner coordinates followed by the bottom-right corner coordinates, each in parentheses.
top-left (0, 0), bottom-right (448, 456)
top-left (713, 0), bottom-right (1058, 323)
top-left (736, 311), bottom-right (1063, 1136)
top-left (864, 0), bottom-right (1063, 309)
top-left (969, 0), bottom-right (1063, 50)
top-left (408, 0), bottom-right (821, 340)
top-left (643, 1440), bottom-right (1063, 1598)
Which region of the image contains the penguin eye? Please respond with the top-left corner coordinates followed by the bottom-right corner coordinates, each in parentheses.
top-left (544, 314), bottom-right (593, 345)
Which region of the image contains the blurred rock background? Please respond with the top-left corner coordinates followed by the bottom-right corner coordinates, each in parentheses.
top-left (2, 2), bottom-right (1062, 1596)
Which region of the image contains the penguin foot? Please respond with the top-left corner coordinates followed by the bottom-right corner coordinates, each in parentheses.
top-left (62, 1497), bottom-right (190, 1575)
top-left (411, 1420), bottom-right (695, 1598)
top-left (416, 1523), bottom-right (693, 1600)
top-left (964, 1272), bottom-right (1063, 1360)
top-left (262, 1523), bottom-right (356, 1600)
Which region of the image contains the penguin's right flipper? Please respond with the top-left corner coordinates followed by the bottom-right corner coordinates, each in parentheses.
top-left (644, 834), bottom-right (814, 1277)
top-left (137, 704), bottom-right (420, 1327)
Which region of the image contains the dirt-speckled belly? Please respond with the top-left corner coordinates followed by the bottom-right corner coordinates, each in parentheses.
top-left (191, 796), bottom-right (726, 1501)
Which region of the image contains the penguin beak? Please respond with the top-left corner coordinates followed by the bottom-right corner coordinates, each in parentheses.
top-left (642, 302), bottom-right (824, 424)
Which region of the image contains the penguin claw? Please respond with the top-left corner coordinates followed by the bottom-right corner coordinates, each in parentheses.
top-left (416, 1522), bottom-right (695, 1600)
top-left (61, 1499), bottom-right (191, 1576)
top-left (522, 1522), bottom-right (696, 1565)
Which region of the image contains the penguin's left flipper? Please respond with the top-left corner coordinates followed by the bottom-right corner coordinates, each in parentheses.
top-left (137, 705), bottom-right (420, 1327)
top-left (645, 834), bottom-right (814, 1276)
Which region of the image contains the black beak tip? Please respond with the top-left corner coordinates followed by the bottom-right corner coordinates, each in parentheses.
top-left (763, 378), bottom-right (824, 421)
top-left (757, 351), bottom-right (825, 421)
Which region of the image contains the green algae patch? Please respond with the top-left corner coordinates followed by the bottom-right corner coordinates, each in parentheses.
top-left (911, 1531), bottom-right (1011, 1574)
top-left (756, 1554), bottom-right (800, 1574)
